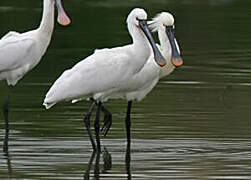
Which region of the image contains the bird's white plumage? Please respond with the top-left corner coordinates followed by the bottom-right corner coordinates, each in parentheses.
top-left (43, 10), bottom-right (182, 109)
top-left (114, 12), bottom-right (180, 101)
top-left (1, 31), bottom-right (20, 40)
top-left (43, 8), bottom-right (158, 108)
top-left (107, 12), bottom-right (181, 101)
top-left (0, 31), bottom-right (41, 85)
top-left (0, 0), bottom-right (70, 86)
top-left (45, 46), bottom-right (133, 104)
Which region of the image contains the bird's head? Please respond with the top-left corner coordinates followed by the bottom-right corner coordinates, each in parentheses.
top-left (126, 8), bottom-right (148, 27)
top-left (127, 8), bottom-right (166, 67)
top-left (148, 12), bottom-right (174, 32)
top-left (149, 12), bottom-right (183, 67)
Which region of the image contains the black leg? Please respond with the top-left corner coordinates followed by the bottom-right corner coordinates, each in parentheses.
top-left (83, 151), bottom-right (96, 179)
top-left (3, 86), bottom-right (12, 154)
top-left (95, 102), bottom-right (102, 152)
top-left (100, 105), bottom-right (112, 137)
top-left (83, 151), bottom-right (101, 180)
top-left (83, 101), bottom-right (96, 151)
top-left (125, 101), bottom-right (132, 146)
top-left (90, 98), bottom-right (112, 136)
top-left (5, 150), bottom-right (12, 178)
top-left (94, 151), bottom-right (101, 179)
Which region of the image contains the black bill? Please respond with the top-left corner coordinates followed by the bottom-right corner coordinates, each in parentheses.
top-left (166, 26), bottom-right (183, 67)
top-left (139, 20), bottom-right (166, 67)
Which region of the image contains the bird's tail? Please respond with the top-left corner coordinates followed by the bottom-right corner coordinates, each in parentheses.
top-left (43, 101), bottom-right (56, 109)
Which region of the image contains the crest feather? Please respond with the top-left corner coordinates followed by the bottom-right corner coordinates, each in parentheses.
top-left (148, 12), bottom-right (175, 32)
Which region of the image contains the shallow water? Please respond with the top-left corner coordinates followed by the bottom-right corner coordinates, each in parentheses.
top-left (1, 0), bottom-right (251, 179)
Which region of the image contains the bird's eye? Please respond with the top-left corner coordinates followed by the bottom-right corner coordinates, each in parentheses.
top-left (165, 25), bottom-right (175, 30)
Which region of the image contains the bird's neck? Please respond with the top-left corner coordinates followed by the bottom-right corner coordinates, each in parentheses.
top-left (129, 23), bottom-right (152, 61)
top-left (158, 30), bottom-right (175, 78)
top-left (158, 30), bottom-right (171, 60)
top-left (38, 0), bottom-right (55, 36)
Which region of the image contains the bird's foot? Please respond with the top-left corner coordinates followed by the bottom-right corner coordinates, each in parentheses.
top-left (101, 113), bottom-right (112, 136)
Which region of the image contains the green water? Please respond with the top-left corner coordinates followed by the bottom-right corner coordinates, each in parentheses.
top-left (1, 0), bottom-right (251, 179)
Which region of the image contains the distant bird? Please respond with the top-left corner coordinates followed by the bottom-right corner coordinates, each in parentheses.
top-left (0, 0), bottom-right (71, 153)
top-left (43, 8), bottom-right (165, 151)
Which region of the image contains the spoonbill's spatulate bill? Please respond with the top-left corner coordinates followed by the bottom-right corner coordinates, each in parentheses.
top-left (43, 8), bottom-right (164, 151)
top-left (0, 0), bottom-right (71, 154)
top-left (148, 12), bottom-right (183, 77)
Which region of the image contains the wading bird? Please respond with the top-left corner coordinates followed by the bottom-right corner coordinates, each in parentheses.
top-left (43, 8), bottom-right (165, 151)
top-left (117, 12), bottom-right (183, 147)
top-left (89, 12), bottom-right (184, 148)
top-left (110, 12), bottom-right (183, 147)
top-left (0, 0), bottom-right (71, 153)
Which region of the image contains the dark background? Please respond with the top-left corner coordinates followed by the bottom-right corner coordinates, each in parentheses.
top-left (1, 0), bottom-right (251, 179)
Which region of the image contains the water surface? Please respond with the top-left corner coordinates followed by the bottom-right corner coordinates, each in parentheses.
top-left (1, 0), bottom-right (251, 179)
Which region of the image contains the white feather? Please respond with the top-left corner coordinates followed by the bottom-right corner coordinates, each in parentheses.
top-left (43, 10), bottom-right (182, 110)
top-left (43, 8), bottom-right (156, 109)
top-left (0, 0), bottom-right (70, 86)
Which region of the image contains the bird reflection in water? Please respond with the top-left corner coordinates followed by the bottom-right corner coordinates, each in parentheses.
top-left (125, 143), bottom-right (132, 180)
top-left (84, 147), bottom-right (112, 180)
top-left (83, 145), bottom-right (132, 179)
top-left (3, 148), bottom-right (12, 178)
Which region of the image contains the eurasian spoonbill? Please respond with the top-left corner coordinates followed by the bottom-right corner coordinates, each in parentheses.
top-left (115, 12), bottom-right (183, 147)
top-left (0, 0), bottom-right (71, 153)
top-left (43, 8), bottom-right (165, 151)
top-left (91, 12), bottom-right (183, 147)
top-left (120, 12), bottom-right (183, 147)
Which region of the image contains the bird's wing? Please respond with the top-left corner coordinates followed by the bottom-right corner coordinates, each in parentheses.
top-left (1, 31), bottom-right (21, 40)
top-left (44, 47), bottom-right (131, 104)
top-left (0, 34), bottom-right (36, 72)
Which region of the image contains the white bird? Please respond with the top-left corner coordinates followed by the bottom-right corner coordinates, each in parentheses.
top-left (0, 0), bottom-right (71, 153)
top-left (123, 12), bottom-right (184, 102)
top-left (43, 8), bottom-right (165, 151)
top-left (115, 12), bottom-right (183, 146)
top-left (88, 12), bottom-right (184, 146)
